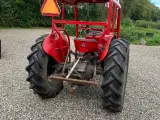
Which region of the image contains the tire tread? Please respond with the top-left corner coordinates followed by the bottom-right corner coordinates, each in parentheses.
top-left (26, 34), bottom-right (63, 98)
top-left (102, 39), bottom-right (130, 112)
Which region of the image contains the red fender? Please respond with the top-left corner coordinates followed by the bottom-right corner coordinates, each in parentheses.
top-left (43, 32), bottom-right (69, 63)
top-left (98, 34), bottom-right (114, 62)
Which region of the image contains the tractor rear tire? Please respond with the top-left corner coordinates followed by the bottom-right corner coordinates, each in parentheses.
top-left (26, 34), bottom-right (63, 98)
top-left (102, 39), bottom-right (130, 112)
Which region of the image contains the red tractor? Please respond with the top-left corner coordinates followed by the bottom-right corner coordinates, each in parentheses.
top-left (26, 0), bottom-right (130, 112)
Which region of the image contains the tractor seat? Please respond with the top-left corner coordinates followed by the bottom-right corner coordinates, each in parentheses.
top-left (85, 31), bottom-right (102, 40)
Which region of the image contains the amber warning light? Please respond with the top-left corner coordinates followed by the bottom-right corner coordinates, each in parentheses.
top-left (41, 0), bottom-right (60, 16)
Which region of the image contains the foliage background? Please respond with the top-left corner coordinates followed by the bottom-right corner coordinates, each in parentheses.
top-left (0, 0), bottom-right (160, 27)
top-left (0, 0), bottom-right (51, 27)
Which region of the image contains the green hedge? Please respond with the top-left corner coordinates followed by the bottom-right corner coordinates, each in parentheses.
top-left (121, 25), bottom-right (160, 45)
top-left (136, 20), bottom-right (160, 30)
top-left (121, 18), bottom-right (133, 27)
top-left (120, 26), bottom-right (146, 43)
top-left (0, 0), bottom-right (51, 27)
top-left (64, 25), bottom-right (76, 36)
top-left (0, 1), bottom-right (107, 28)
top-left (146, 35), bottom-right (160, 46)
top-left (64, 25), bottom-right (86, 37)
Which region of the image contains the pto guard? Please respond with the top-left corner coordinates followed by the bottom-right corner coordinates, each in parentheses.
top-left (42, 32), bottom-right (69, 63)
top-left (98, 35), bottom-right (114, 62)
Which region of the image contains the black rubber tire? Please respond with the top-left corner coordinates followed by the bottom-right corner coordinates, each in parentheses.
top-left (102, 39), bottom-right (130, 112)
top-left (26, 34), bottom-right (63, 98)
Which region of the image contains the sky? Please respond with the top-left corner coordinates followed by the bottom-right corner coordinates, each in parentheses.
top-left (150, 0), bottom-right (160, 8)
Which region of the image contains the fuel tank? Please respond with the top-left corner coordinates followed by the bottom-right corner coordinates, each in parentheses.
top-left (74, 38), bottom-right (98, 53)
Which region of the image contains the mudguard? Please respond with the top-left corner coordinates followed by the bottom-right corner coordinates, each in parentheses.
top-left (98, 34), bottom-right (114, 62)
top-left (43, 32), bottom-right (69, 63)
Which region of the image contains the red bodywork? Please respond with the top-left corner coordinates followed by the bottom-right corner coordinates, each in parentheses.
top-left (41, 0), bottom-right (122, 63)
top-left (43, 31), bottom-right (69, 63)
top-left (74, 38), bottom-right (98, 53)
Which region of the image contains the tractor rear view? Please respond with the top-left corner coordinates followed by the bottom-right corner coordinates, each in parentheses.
top-left (26, 0), bottom-right (130, 112)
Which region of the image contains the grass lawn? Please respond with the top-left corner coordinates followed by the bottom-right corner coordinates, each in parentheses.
top-left (121, 26), bottom-right (160, 45)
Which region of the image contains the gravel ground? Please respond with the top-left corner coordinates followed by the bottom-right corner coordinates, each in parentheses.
top-left (0, 29), bottom-right (160, 120)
